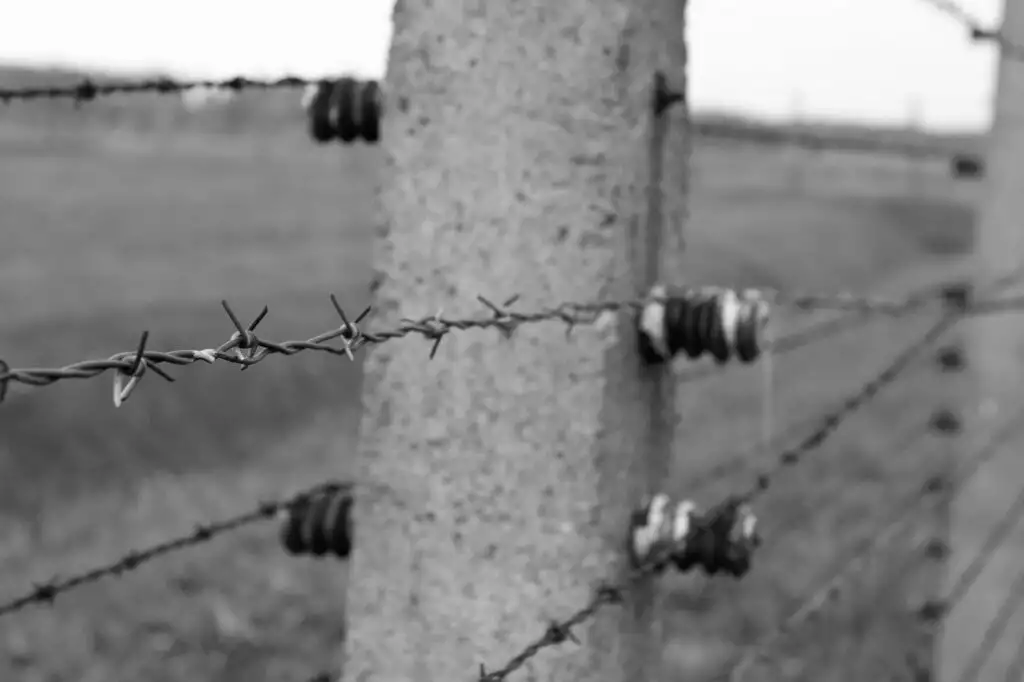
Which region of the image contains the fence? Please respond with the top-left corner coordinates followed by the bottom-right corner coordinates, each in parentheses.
top-left (2, 0), bottom-right (1024, 679)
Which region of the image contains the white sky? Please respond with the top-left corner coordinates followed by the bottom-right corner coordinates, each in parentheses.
top-left (0, 0), bottom-right (1004, 131)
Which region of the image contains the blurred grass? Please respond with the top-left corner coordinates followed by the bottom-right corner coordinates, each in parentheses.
top-left (0, 105), bottom-right (981, 682)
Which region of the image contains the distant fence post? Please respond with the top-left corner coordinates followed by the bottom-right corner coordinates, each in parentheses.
top-left (939, 1), bottom-right (1024, 678)
top-left (340, 2), bottom-right (689, 681)
top-left (915, 284), bottom-right (969, 680)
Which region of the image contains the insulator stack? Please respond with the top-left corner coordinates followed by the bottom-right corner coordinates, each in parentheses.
top-left (306, 77), bottom-right (382, 145)
top-left (280, 483), bottom-right (353, 559)
top-left (637, 284), bottom-right (770, 366)
top-left (629, 493), bottom-right (760, 578)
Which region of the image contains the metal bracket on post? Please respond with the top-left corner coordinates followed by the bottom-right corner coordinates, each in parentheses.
top-left (940, 281), bottom-right (973, 313)
top-left (935, 281), bottom-right (970, 373)
top-left (970, 26), bottom-right (999, 43)
top-left (652, 70), bottom-right (683, 117)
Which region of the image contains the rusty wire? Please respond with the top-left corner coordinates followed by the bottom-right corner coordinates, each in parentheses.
top-left (0, 287), bottom-right (974, 407)
top-left (0, 74), bottom-right (320, 104)
top-left (0, 481), bottom-right (348, 619)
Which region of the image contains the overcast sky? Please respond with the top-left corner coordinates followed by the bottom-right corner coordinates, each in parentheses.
top-left (0, 0), bottom-right (1004, 131)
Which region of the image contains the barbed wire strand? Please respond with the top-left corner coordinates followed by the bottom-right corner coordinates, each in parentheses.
top-left (930, 477), bottom-right (1024, 627)
top-left (0, 481), bottom-right (348, 619)
top-left (956, 556), bottom-right (1024, 682)
top-left (1000, 604), bottom-right (1024, 681)
top-left (0, 75), bottom-right (322, 104)
top-left (731, 312), bottom-right (959, 505)
top-left (689, 346), bottom-right (933, 491)
top-left (679, 263), bottom-right (1024, 385)
top-left (688, 410), bottom-right (831, 489)
top-left (726, 405), bottom-right (1024, 681)
top-left (473, 321), bottom-right (958, 681)
top-left (760, 416), bottom-right (934, 545)
top-left (0, 287), bottom-right (979, 407)
top-left (472, 566), bottom-right (653, 681)
top-left (748, 253), bottom-right (1024, 556)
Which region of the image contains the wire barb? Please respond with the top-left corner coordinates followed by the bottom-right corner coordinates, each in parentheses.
top-left (477, 294), bottom-right (521, 339)
top-left (110, 330), bottom-right (175, 407)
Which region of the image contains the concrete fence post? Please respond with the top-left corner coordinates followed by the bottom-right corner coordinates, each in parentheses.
top-left (340, 2), bottom-right (689, 680)
top-left (939, 2), bottom-right (1024, 677)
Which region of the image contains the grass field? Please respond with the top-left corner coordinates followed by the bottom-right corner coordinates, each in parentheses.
top-left (0, 84), bottom-right (986, 681)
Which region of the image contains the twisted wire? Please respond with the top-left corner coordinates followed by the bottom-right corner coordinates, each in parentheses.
top-left (475, 324), bottom-right (948, 679)
top-left (957, 558), bottom-right (1024, 682)
top-left (0, 288), bottom-right (971, 406)
top-left (760, 416), bottom-right (933, 547)
top-left (1002, 605), bottom-right (1024, 680)
top-left (0, 481), bottom-right (347, 619)
top-left (0, 74), bottom-right (320, 104)
top-left (726, 405), bottom-right (1024, 681)
top-left (731, 312), bottom-right (959, 505)
top-left (689, 364), bottom-right (931, 492)
top-left (675, 299), bottom-right (922, 385)
top-left (927, 478), bottom-right (1024, 627)
top-left (475, 569), bottom-right (645, 681)
top-left (675, 264), bottom-right (1024, 385)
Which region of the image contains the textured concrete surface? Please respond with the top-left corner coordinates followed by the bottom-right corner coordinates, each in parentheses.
top-left (342, 1), bottom-right (688, 680)
top-left (940, 4), bottom-right (1024, 679)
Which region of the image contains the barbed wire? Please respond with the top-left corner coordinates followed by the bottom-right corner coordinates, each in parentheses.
top-left (0, 286), bottom-right (981, 408)
top-left (761, 416), bottom-right (934, 544)
top-left (1002, 603), bottom-right (1024, 680)
top-left (729, 311), bottom-right (959, 505)
top-left (0, 480), bottom-right (347, 619)
top-left (690, 348), bottom-right (934, 491)
top-left (957, 571), bottom-right (1024, 681)
top-left (0, 74), bottom-right (321, 104)
top-left (471, 314), bottom-right (961, 680)
top-left (726, 404), bottom-right (1024, 680)
top-left (676, 268), bottom-right (988, 385)
top-left (922, 476), bottom-right (1024, 627)
top-left (2, 282), bottom-right (1019, 674)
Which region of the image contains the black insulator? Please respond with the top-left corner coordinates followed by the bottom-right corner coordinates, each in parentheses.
top-left (735, 309), bottom-right (760, 363)
top-left (930, 408), bottom-right (961, 434)
top-left (660, 297), bottom-right (686, 358)
top-left (360, 80), bottom-right (382, 143)
top-left (280, 484), bottom-right (353, 559)
top-left (308, 80), bottom-right (338, 143)
top-left (672, 498), bottom-right (759, 578)
top-left (636, 285), bottom-right (771, 366)
top-left (936, 345), bottom-right (965, 372)
top-left (335, 77), bottom-right (359, 144)
top-left (682, 298), bottom-right (706, 359)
